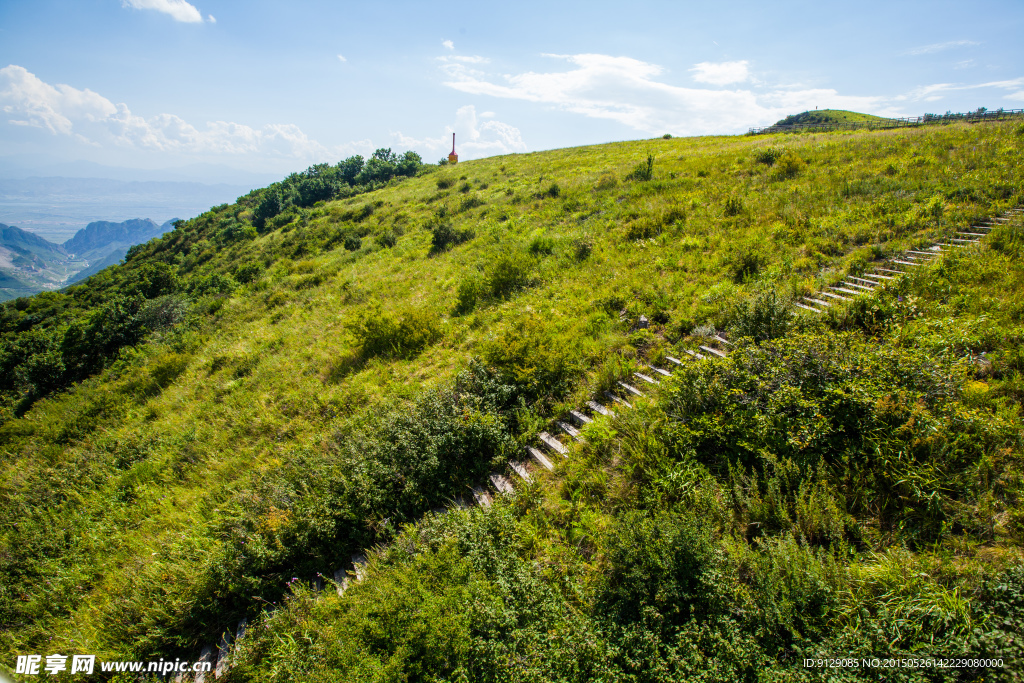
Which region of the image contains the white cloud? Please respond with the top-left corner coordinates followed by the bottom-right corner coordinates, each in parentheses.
top-left (391, 105), bottom-right (526, 159)
top-left (439, 53), bottom-right (895, 135)
top-left (690, 60), bottom-right (749, 85)
top-left (904, 40), bottom-right (979, 56)
top-left (122, 0), bottom-right (204, 23)
top-left (442, 40), bottom-right (454, 50)
top-left (207, 14), bottom-right (215, 23)
top-left (902, 77), bottom-right (1024, 102)
top-left (0, 64), bottom-right (345, 163)
top-left (337, 54), bottom-right (347, 62)
top-left (438, 55), bottom-right (489, 64)
top-left (1008, 91), bottom-right (1024, 102)
top-left (0, 65), bottom-right (117, 134)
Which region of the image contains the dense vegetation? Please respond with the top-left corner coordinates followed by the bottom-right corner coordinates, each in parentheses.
top-left (1, 121), bottom-right (1023, 681)
top-left (773, 109), bottom-right (888, 127)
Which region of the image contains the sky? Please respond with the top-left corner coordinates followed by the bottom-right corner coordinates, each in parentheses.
top-left (1, 0), bottom-right (1022, 182)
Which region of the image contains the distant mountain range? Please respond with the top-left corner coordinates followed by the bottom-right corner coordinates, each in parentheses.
top-left (0, 176), bottom-right (256, 244)
top-left (0, 217), bottom-right (177, 301)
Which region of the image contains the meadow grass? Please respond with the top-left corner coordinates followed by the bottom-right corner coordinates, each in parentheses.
top-left (1, 120), bottom-right (1023, 677)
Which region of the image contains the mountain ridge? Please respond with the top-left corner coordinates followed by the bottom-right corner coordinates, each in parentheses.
top-left (0, 217), bottom-right (179, 299)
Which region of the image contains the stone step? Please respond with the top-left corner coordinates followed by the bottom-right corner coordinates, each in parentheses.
top-left (794, 302), bottom-right (822, 312)
top-left (510, 460), bottom-right (533, 482)
top-left (874, 268), bottom-right (906, 275)
top-left (193, 645), bottom-right (215, 683)
top-left (890, 259), bottom-right (921, 266)
top-left (848, 276), bottom-right (879, 286)
top-left (604, 391), bottom-right (633, 408)
top-left (665, 356), bottom-right (684, 366)
top-left (334, 568), bottom-right (348, 595)
top-left (617, 381), bottom-right (645, 396)
top-left (633, 372), bottom-right (659, 385)
top-left (859, 272), bottom-right (894, 280)
top-left (841, 282), bottom-right (874, 291)
top-left (683, 349), bottom-right (706, 360)
top-left (214, 628), bottom-right (234, 678)
top-left (831, 286), bottom-right (861, 296)
top-left (489, 473), bottom-right (515, 494)
top-left (819, 291), bottom-right (851, 301)
top-left (557, 420), bottom-right (584, 442)
top-left (713, 335), bottom-right (733, 346)
top-left (352, 554), bottom-right (367, 582)
top-left (948, 237), bottom-right (979, 243)
top-left (647, 365), bottom-right (672, 377)
top-left (699, 345), bottom-right (727, 358)
top-left (957, 232), bottom-right (987, 237)
top-left (586, 400), bottom-right (614, 417)
top-left (472, 485), bottom-right (492, 507)
top-left (527, 446), bottom-right (554, 471)
top-left (539, 431), bottom-right (568, 456)
top-left (906, 250), bottom-right (938, 257)
top-left (569, 409), bottom-right (592, 426)
top-left (936, 242), bottom-right (966, 248)
top-left (803, 297), bottom-right (832, 307)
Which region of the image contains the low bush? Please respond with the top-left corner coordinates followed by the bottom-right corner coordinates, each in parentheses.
top-left (430, 222), bottom-right (475, 254)
top-left (754, 147), bottom-right (784, 166)
top-left (728, 290), bottom-right (792, 342)
top-left (485, 250), bottom-right (534, 299)
top-left (626, 154), bottom-right (655, 181)
top-left (454, 275), bottom-right (485, 315)
top-left (349, 305), bottom-right (441, 358)
top-left (482, 314), bottom-right (583, 401)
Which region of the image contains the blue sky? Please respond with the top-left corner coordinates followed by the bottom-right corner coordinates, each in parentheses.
top-left (1, 0), bottom-right (1022, 180)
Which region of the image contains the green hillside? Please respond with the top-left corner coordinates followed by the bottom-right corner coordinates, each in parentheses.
top-left (2, 123), bottom-right (1024, 681)
top-left (774, 109), bottom-right (889, 126)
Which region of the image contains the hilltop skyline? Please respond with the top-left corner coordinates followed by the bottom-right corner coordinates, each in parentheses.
top-left (0, 0), bottom-right (1021, 180)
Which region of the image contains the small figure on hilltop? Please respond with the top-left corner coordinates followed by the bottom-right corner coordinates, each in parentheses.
top-left (448, 133), bottom-right (458, 165)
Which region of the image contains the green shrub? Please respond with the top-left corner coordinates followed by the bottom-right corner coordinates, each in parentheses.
top-left (730, 246), bottom-right (765, 282)
top-left (528, 235), bottom-right (555, 255)
top-left (430, 222), bottom-right (475, 254)
top-left (724, 195), bottom-right (744, 216)
top-left (482, 314), bottom-right (582, 399)
top-left (729, 290), bottom-right (791, 341)
top-left (773, 153), bottom-right (806, 179)
top-left (378, 229), bottom-right (398, 248)
top-left (485, 250), bottom-right (534, 299)
top-left (574, 237), bottom-right (593, 260)
top-left (594, 172), bottom-right (618, 191)
top-left (598, 510), bottom-right (723, 629)
top-left (535, 182), bottom-right (560, 199)
top-left (233, 261), bottom-right (264, 284)
top-left (350, 305), bottom-right (441, 358)
top-left (626, 217), bottom-right (661, 240)
top-left (149, 352), bottom-right (190, 388)
top-left (343, 235), bottom-right (362, 252)
top-left (626, 154), bottom-right (655, 181)
top-left (454, 275), bottom-right (485, 315)
top-left (459, 195), bottom-right (484, 212)
top-left (754, 147), bottom-right (784, 166)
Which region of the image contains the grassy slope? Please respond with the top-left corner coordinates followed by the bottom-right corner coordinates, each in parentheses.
top-left (2, 121), bottom-right (1024, 676)
top-left (775, 109), bottom-right (889, 126)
